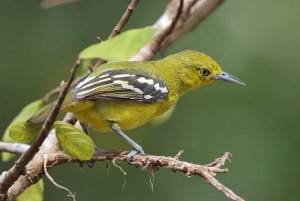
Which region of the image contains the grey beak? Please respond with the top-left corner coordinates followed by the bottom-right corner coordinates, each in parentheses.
top-left (213, 71), bottom-right (245, 86)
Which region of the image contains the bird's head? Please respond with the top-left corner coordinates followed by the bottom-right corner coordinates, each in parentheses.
top-left (166, 50), bottom-right (245, 90)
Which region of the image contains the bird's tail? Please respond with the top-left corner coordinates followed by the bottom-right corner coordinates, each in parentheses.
top-left (27, 102), bottom-right (55, 124)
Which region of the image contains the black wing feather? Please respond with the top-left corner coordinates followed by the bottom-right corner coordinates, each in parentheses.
top-left (73, 70), bottom-right (169, 103)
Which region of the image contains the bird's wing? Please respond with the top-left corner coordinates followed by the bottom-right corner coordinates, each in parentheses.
top-left (73, 70), bottom-right (169, 103)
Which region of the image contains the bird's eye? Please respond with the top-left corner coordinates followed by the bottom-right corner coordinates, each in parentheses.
top-left (200, 68), bottom-right (210, 76)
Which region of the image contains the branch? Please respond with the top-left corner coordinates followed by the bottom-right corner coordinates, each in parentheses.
top-left (161, 0), bottom-right (225, 50)
top-left (0, 59), bottom-right (81, 199)
top-left (130, 0), bottom-right (225, 61)
top-left (0, 142), bottom-right (29, 156)
top-left (129, 0), bottom-right (184, 61)
top-left (0, 144), bottom-right (244, 201)
top-left (94, 0), bottom-right (140, 68)
top-left (109, 0), bottom-right (139, 38)
top-left (5, 151), bottom-right (72, 201)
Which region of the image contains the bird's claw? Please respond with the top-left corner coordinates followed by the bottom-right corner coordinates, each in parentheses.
top-left (86, 146), bottom-right (103, 168)
top-left (126, 147), bottom-right (145, 162)
top-left (86, 159), bottom-right (96, 168)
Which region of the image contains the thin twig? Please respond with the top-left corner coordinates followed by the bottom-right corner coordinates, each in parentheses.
top-left (174, 150), bottom-right (184, 159)
top-left (93, 0), bottom-right (140, 68)
top-left (0, 59), bottom-right (81, 199)
top-left (109, 0), bottom-right (139, 38)
top-left (41, 86), bottom-right (61, 104)
top-left (207, 152), bottom-right (232, 168)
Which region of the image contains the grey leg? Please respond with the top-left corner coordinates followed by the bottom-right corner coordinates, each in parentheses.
top-left (80, 122), bottom-right (102, 150)
top-left (81, 122), bottom-right (90, 135)
top-left (80, 122), bottom-right (97, 168)
top-left (109, 121), bottom-right (144, 160)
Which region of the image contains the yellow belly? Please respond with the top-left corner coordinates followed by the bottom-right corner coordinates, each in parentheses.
top-left (65, 99), bottom-right (171, 132)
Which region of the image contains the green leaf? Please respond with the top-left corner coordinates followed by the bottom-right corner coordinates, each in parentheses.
top-left (9, 122), bottom-right (42, 142)
top-left (79, 26), bottom-right (155, 61)
top-left (2, 100), bottom-right (44, 162)
top-left (54, 121), bottom-right (95, 160)
top-left (151, 105), bottom-right (176, 126)
top-left (17, 179), bottom-right (44, 201)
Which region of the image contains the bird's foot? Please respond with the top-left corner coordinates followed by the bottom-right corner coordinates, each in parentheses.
top-left (108, 121), bottom-right (145, 162)
top-left (86, 159), bottom-right (96, 168)
top-left (126, 144), bottom-right (144, 162)
top-left (85, 146), bottom-right (104, 168)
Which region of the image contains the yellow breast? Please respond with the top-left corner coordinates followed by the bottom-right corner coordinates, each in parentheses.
top-left (66, 98), bottom-right (176, 132)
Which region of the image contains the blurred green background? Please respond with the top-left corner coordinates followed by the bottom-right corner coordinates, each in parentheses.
top-left (1, 0), bottom-right (300, 200)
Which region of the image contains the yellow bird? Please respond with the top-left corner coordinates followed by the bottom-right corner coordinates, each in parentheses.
top-left (28, 50), bottom-right (245, 158)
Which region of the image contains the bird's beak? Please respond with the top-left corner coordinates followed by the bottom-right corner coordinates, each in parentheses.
top-left (213, 70), bottom-right (245, 86)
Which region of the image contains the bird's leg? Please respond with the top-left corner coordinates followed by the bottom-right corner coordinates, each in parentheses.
top-left (81, 122), bottom-right (90, 135)
top-left (80, 122), bottom-right (100, 168)
top-left (80, 122), bottom-right (102, 150)
top-left (109, 121), bottom-right (145, 161)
